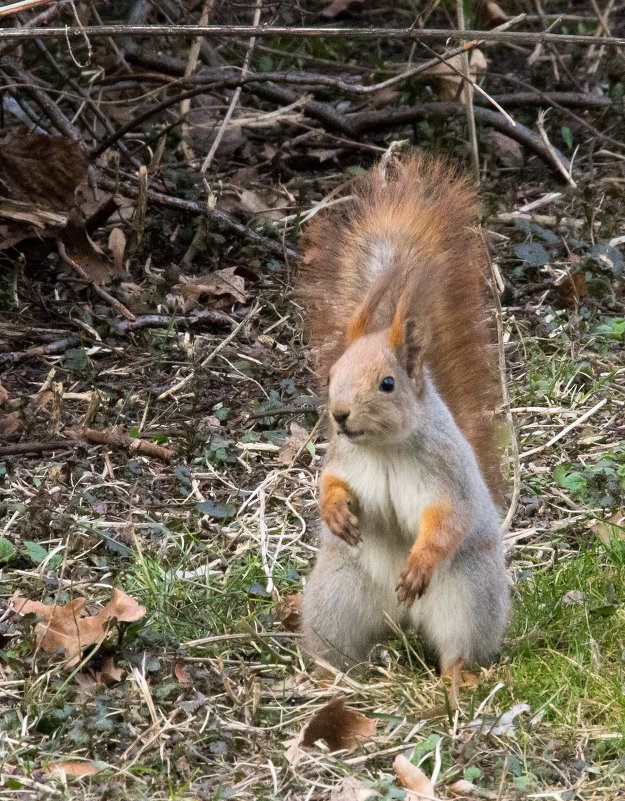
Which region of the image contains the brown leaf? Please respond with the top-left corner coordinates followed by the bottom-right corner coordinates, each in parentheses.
top-left (97, 656), bottom-right (125, 685)
top-left (321, 0), bottom-right (364, 17)
top-left (0, 131), bottom-right (86, 211)
top-left (101, 588), bottom-right (146, 623)
top-left (175, 660), bottom-right (191, 684)
top-left (277, 423), bottom-right (311, 464)
top-left (0, 410), bottom-right (20, 436)
top-left (592, 512), bottom-right (625, 545)
top-left (423, 50), bottom-right (487, 102)
top-left (62, 209), bottom-right (117, 284)
top-left (44, 760), bottom-right (100, 778)
top-left (393, 755), bottom-right (439, 800)
top-left (12, 588), bottom-right (146, 667)
top-left (0, 131), bottom-right (87, 251)
top-left (239, 189), bottom-right (289, 223)
top-left (555, 271), bottom-right (587, 307)
top-left (108, 227), bottom-right (126, 272)
top-left (177, 267), bottom-right (247, 311)
top-left (302, 697), bottom-right (376, 752)
top-left (273, 593), bottom-right (302, 632)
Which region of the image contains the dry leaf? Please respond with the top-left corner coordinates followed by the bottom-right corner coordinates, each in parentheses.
top-left (284, 731), bottom-right (305, 766)
top-left (0, 130), bottom-right (87, 251)
top-left (44, 760), bottom-right (100, 778)
top-left (302, 697), bottom-right (376, 751)
top-left (447, 778), bottom-right (493, 797)
top-left (555, 271), bottom-right (587, 307)
top-left (239, 189), bottom-right (289, 223)
top-left (177, 267), bottom-right (247, 311)
top-left (273, 593), bottom-right (302, 632)
top-left (592, 512), bottom-right (624, 544)
top-left (101, 588), bottom-right (146, 623)
top-left (330, 776), bottom-right (379, 801)
top-left (0, 131), bottom-right (86, 210)
top-left (423, 50), bottom-right (487, 102)
top-left (0, 381), bottom-right (9, 404)
top-left (393, 754), bottom-right (438, 801)
top-left (321, 0), bottom-right (364, 17)
top-left (12, 588), bottom-right (146, 667)
top-left (62, 209), bottom-right (117, 284)
top-left (97, 655), bottom-right (124, 685)
top-left (108, 227), bottom-right (126, 272)
top-left (278, 423), bottom-right (311, 464)
top-left (0, 410), bottom-right (20, 436)
top-left (175, 660), bottom-right (191, 684)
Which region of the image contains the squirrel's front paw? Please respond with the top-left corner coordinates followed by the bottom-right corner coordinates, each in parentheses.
top-left (323, 500), bottom-right (360, 546)
top-left (396, 562), bottom-right (433, 605)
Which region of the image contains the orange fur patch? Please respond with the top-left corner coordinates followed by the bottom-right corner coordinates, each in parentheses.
top-left (388, 312), bottom-right (404, 352)
top-left (320, 473), bottom-right (354, 519)
top-left (346, 306), bottom-right (368, 344)
top-left (406, 500), bottom-right (467, 573)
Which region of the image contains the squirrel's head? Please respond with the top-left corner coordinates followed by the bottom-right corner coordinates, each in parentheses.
top-left (328, 313), bottom-right (428, 447)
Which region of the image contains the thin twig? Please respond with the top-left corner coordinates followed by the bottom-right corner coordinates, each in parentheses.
top-left (200, 0), bottom-right (262, 173)
top-left (2, 25), bottom-right (625, 47)
top-left (457, 0), bottom-right (479, 183)
top-left (0, 0), bottom-right (55, 18)
top-left (520, 398), bottom-right (608, 459)
top-left (157, 303), bottom-right (261, 401)
top-left (97, 175), bottom-right (297, 261)
top-left (536, 110), bottom-right (576, 187)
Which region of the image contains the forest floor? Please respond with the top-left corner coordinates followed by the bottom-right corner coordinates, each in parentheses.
top-left (1, 2), bottom-right (625, 800)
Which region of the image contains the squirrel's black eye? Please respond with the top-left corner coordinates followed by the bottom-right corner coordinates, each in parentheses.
top-left (379, 376), bottom-right (395, 393)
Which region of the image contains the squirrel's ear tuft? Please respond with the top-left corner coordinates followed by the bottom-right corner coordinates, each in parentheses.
top-left (390, 315), bottom-right (427, 378)
top-left (347, 304), bottom-right (368, 343)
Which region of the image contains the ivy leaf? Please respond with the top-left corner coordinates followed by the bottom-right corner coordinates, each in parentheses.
top-left (514, 242), bottom-right (550, 267)
top-left (196, 500), bottom-right (237, 520)
top-left (22, 541), bottom-right (49, 565)
top-left (589, 244), bottom-right (624, 275)
top-left (64, 348), bottom-right (88, 371)
top-left (0, 538), bottom-right (16, 562)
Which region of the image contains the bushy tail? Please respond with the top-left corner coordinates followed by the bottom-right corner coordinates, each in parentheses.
top-left (298, 153), bottom-right (503, 496)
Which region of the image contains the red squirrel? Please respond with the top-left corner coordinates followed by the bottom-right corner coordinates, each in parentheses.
top-left (297, 153), bottom-right (509, 705)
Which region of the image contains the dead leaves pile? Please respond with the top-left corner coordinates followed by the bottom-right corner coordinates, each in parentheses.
top-left (11, 587), bottom-right (145, 666)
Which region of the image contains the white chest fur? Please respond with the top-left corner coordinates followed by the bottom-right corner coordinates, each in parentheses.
top-left (330, 442), bottom-right (438, 590)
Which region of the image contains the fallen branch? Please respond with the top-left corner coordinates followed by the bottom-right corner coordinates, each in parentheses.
top-left (115, 308), bottom-right (232, 334)
top-left (0, 440), bottom-right (72, 457)
top-left (98, 176), bottom-right (297, 261)
top-left (76, 427), bottom-right (174, 461)
top-left (345, 102), bottom-right (572, 173)
top-left (2, 24), bottom-right (625, 48)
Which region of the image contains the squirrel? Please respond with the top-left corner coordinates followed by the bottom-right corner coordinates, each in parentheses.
top-left (297, 153), bottom-right (509, 705)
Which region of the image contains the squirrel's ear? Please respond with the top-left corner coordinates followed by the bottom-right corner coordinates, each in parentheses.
top-left (389, 315), bottom-right (427, 378)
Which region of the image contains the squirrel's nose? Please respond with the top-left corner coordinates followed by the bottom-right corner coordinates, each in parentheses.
top-left (332, 410), bottom-right (350, 426)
